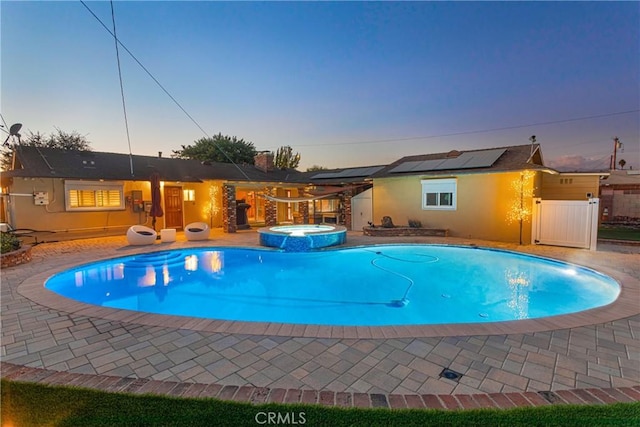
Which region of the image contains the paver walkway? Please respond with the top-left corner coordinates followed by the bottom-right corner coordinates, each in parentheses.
top-left (1, 230), bottom-right (639, 409)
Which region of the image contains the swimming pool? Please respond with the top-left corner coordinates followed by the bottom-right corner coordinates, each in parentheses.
top-left (44, 245), bottom-right (620, 327)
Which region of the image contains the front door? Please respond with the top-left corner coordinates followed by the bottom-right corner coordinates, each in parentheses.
top-left (163, 186), bottom-right (183, 229)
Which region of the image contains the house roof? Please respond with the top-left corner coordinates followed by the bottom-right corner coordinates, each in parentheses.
top-left (372, 143), bottom-right (549, 178)
top-left (3, 143), bottom-right (553, 187)
top-left (600, 170), bottom-right (640, 187)
top-left (3, 146), bottom-right (300, 184)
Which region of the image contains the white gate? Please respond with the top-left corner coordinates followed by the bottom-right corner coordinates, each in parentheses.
top-left (531, 198), bottom-right (599, 251)
top-left (352, 188), bottom-right (372, 231)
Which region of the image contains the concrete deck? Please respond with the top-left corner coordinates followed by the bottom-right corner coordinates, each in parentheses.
top-left (1, 230), bottom-right (639, 409)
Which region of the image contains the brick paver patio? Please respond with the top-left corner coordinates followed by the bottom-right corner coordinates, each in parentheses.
top-left (1, 230), bottom-right (638, 409)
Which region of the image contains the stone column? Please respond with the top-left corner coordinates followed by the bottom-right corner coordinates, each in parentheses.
top-left (299, 200), bottom-right (310, 224)
top-left (222, 184), bottom-right (237, 233)
top-left (339, 189), bottom-right (353, 230)
top-left (264, 187), bottom-right (277, 226)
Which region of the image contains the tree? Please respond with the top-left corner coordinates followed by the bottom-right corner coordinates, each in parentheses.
top-left (618, 159), bottom-right (626, 170)
top-left (1, 128), bottom-right (92, 170)
top-left (306, 165), bottom-right (328, 172)
top-left (505, 170), bottom-right (536, 245)
top-left (274, 145), bottom-right (301, 169)
top-left (172, 133), bottom-right (257, 164)
top-left (17, 128), bottom-right (92, 150)
top-left (45, 128), bottom-right (92, 150)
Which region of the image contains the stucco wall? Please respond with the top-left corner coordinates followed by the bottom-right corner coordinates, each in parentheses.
top-left (5, 177), bottom-right (224, 233)
top-left (372, 172), bottom-right (537, 244)
top-left (182, 181), bottom-right (224, 228)
top-left (540, 174), bottom-right (600, 200)
top-left (6, 177), bottom-right (148, 232)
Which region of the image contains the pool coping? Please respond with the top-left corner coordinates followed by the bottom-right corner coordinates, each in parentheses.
top-left (17, 244), bottom-right (640, 339)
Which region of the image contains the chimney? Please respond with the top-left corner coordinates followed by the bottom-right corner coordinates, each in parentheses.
top-left (254, 151), bottom-right (274, 173)
top-left (158, 151), bottom-right (162, 158)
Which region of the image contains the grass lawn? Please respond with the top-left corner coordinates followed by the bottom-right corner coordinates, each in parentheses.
top-left (598, 227), bottom-right (640, 241)
top-left (2, 380), bottom-right (639, 427)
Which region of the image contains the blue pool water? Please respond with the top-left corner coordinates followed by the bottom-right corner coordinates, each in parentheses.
top-left (44, 245), bottom-right (620, 326)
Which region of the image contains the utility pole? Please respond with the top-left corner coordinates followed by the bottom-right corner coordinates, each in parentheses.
top-left (610, 137), bottom-right (623, 170)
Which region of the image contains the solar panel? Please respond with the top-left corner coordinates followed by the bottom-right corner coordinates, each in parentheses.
top-left (461, 148), bottom-right (506, 168)
top-left (389, 148), bottom-right (507, 174)
top-left (334, 169), bottom-right (349, 178)
top-left (339, 166), bottom-right (384, 177)
top-left (433, 154), bottom-right (473, 169)
top-left (414, 159), bottom-right (447, 171)
top-left (311, 166), bottom-right (385, 180)
top-left (310, 172), bottom-right (338, 179)
top-left (387, 161), bottom-right (423, 173)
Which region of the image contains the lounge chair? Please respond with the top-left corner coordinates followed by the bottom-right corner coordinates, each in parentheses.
top-left (185, 222), bottom-right (210, 241)
top-left (126, 225), bottom-right (157, 245)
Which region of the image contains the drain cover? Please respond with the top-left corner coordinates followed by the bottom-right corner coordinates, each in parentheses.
top-left (439, 368), bottom-right (463, 382)
top-left (538, 391), bottom-right (561, 403)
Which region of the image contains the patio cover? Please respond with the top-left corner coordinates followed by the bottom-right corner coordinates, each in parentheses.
top-left (262, 193), bottom-right (338, 203)
top-left (260, 185), bottom-right (356, 203)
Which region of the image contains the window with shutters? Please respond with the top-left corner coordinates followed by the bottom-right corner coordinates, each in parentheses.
top-left (65, 180), bottom-right (124, 211)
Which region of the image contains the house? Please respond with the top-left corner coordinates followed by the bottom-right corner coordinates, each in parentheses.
top-left (0, 146), bottom-right (370, 239)
top-left (599, 170), bottom-right (640, 223)
top-left (0, 147), bottom-right (297, 237)
top-left (1, 143), bottom-right (606, 246)
top-left (368, 144), bottom-right (603, 244)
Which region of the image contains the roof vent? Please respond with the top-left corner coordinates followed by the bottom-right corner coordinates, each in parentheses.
top-left (446, 150), bottom-right (461, 158)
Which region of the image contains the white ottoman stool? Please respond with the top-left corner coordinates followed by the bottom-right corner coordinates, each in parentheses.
top-left (160, 228), bottom-right (176, 243)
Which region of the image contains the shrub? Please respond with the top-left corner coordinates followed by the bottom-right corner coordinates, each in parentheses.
top-left (408, 219), bottom-right (422, 228)
top-left (1, 232), bottom-right (21, 254)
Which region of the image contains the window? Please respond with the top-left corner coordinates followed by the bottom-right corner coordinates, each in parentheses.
top-left (311, 198), bottom-right (338, 213)
top-left (65, 180), bottom-right (124, 211)
top-left (421, 178), bottom-right (457, 210)
top-left (183, 189), bottom-right (195, 201)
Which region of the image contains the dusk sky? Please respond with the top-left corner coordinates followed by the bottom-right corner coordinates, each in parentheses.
top-left (2, 1), bottom-right (638, 171)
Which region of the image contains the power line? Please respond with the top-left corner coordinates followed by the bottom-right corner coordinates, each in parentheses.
top-left (290, 109), bottom-right (639, 147)
top-left (109, 1), bottom-right (134, 177)
top-left (555, 133), bottom-right (637, 153)
top-left (78, 0), bottom-right (639, 170)
top-left (79, 1), bottom-right (250, 180)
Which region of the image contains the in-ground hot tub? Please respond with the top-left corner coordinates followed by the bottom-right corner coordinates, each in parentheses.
top-left (258, 224), bottom-right (347, 251)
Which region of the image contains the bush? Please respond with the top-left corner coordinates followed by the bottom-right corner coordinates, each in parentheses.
top-left (1, 232), bottom-right (21, 254)
top-left (408, 219), bottom-right (422, 228)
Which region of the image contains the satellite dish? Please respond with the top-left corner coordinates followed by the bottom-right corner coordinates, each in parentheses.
top-left (9, 123), bottom-right (22, 135)
top-left (3, 123), bottom-right (22, 146)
